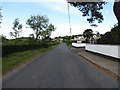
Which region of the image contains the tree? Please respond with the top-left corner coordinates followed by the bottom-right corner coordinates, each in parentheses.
top-left (68, 0), bottom-right (120, 26)
top-left (97, 23), bottom-right (120, 44)
top-left (68, 1), bottom-right (106, 26)
top-left (83, 29), bottom-right (93, 43)
top-left (111, 23), bottom-right (120, 44)
top-left (29, 34), bottom-right (34, 39)
top-left (10, 18), bottom-right (22, 38)
top-left (96, 31), bottom-right (100, 37)
top-left (113, 0), bottom-right (120, 24)
top-left (0, 6), bottom-right (2, 27)
top-left (26, 15), bottom-right (55, 40)
top-left (42, 24), bottom-right (55, 40)
top-left (0, 34), bottom-right (8, 42)
top-left (26, 15), bottom-right (48, 40)
top-left (97, 31), bottom-right (114, 44)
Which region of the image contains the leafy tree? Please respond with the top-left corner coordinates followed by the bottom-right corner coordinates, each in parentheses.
top-left (0, 6), bottom-right (2, 27)
top-left (96, 31), bottom-right (100, 37)
top-left (68, 1), bottom-right (106, 26)
top-left (0, 34), bottom-right (8, 42)
top-left (83, 29), bottom-right (93, 43)
top-left (42, 24), bottom-right (55, 40)
top-left (26, 15), bottom-right (48, 40)
top-left (111, 23), bottom-right (120, 44)
top-left (68, 0), bottom-right (120, 26)
top-left (10, 18), bottom-right (22, 38)
top-left (97, 31), bottom-right (114, 44)
top-left (68, 0), bottom-right (120, 44)
top-left (29, 34), bottom-right (34, 39)
top-left (97, 23), bottom-right (120, 44)
top-left (26, 15), bottom-right (55, 40)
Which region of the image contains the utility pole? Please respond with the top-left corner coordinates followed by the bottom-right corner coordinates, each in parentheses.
top-left (67, 0), bottom-right (72, 45)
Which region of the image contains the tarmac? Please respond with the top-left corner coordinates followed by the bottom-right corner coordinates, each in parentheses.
top-left (71, 47), bottom-right (120, 79)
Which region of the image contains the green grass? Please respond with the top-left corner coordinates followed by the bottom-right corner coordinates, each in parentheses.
top-left (0, 58), bottom-right (2, 76)
top-left (2, 45), bottom-right (58, 74)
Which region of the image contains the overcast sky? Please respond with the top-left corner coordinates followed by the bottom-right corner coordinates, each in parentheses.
top-left (1, 0), bottom-right (118, 39)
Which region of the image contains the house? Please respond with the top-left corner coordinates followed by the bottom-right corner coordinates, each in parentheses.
top-left (90, 35), bottom-right (101, 44)
top-left (72, 34), bottom-right (85, 42)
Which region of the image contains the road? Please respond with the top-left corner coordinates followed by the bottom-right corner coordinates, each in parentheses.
top-left (3, 43), bottom-right (118, 88)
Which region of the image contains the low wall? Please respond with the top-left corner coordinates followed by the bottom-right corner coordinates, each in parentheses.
top-left (72, 43), bottom-right (86, 48)
top-left (85, 44), bottom-right (120, 59)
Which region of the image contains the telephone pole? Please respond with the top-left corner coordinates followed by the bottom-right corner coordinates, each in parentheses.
top-left (67, 0), bottom-right (72, 45)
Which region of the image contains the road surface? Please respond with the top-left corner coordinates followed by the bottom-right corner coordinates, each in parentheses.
top-left (3, 43), bottom-right (118, 88)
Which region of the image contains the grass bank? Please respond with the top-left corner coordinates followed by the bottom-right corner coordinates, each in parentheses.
top-left (2, 44), bottom-right (58, 74)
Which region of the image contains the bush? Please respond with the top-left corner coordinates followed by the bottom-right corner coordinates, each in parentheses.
top-left (2, 41), bottom-right (59, 57)
top-left (63, 40), bottom-right (71, 46)
top-left (2, 44), bottom-right (44, 57)
top-left (111, 24), bottom-right (120, 44)
top-left (97, 24), bottom-right (120, 45)
top-left (72, 40), bottom-right (77, 43)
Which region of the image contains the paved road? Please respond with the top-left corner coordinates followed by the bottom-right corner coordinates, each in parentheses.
top-left (3, 43), bottom-right (118, 88)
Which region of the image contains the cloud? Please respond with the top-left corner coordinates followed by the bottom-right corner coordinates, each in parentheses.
top-left (40, 2), bottom-right (82, 16)
top-left (39, 2), bottom-right (68, 14)
top-left (47, 3), bottom-right (67, 13)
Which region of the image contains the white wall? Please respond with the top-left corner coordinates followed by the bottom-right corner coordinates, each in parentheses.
top-left (72, 43), bottom-right (86, 47)
top-left (85, 44), bottom-right (120, 59)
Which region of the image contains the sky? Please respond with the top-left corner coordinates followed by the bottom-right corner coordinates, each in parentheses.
top-left (0, 0), bottom-right (118, 39)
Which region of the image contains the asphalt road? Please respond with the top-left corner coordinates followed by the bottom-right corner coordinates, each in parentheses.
top-left (3, 43), bottom-right (118, 88)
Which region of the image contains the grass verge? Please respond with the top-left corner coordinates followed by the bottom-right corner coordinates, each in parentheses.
top-left (2, 44), bottom-right (58, 74)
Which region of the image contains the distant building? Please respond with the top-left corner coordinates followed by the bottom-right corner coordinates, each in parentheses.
top-left (90, 35), bottom-right (101, 44)
top-left (72, 34), bottom-right (85, 42)
top-left (53, 37), bottom-right (63, 42)
top-left (71, 34), bottom-right (101, 44)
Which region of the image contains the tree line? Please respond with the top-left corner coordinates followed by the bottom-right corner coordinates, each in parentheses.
top-left (9, 15), bottom-right (55, 41)
top-left (1, 15), bottom-right (58, 57)
top-left (82, 23), bottom-right (119, 44)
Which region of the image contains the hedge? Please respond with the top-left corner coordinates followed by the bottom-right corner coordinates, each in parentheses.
top-left (2, 40), bottom-right (60, 57)
top-left (2, 43), bottom-right (49, 57)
